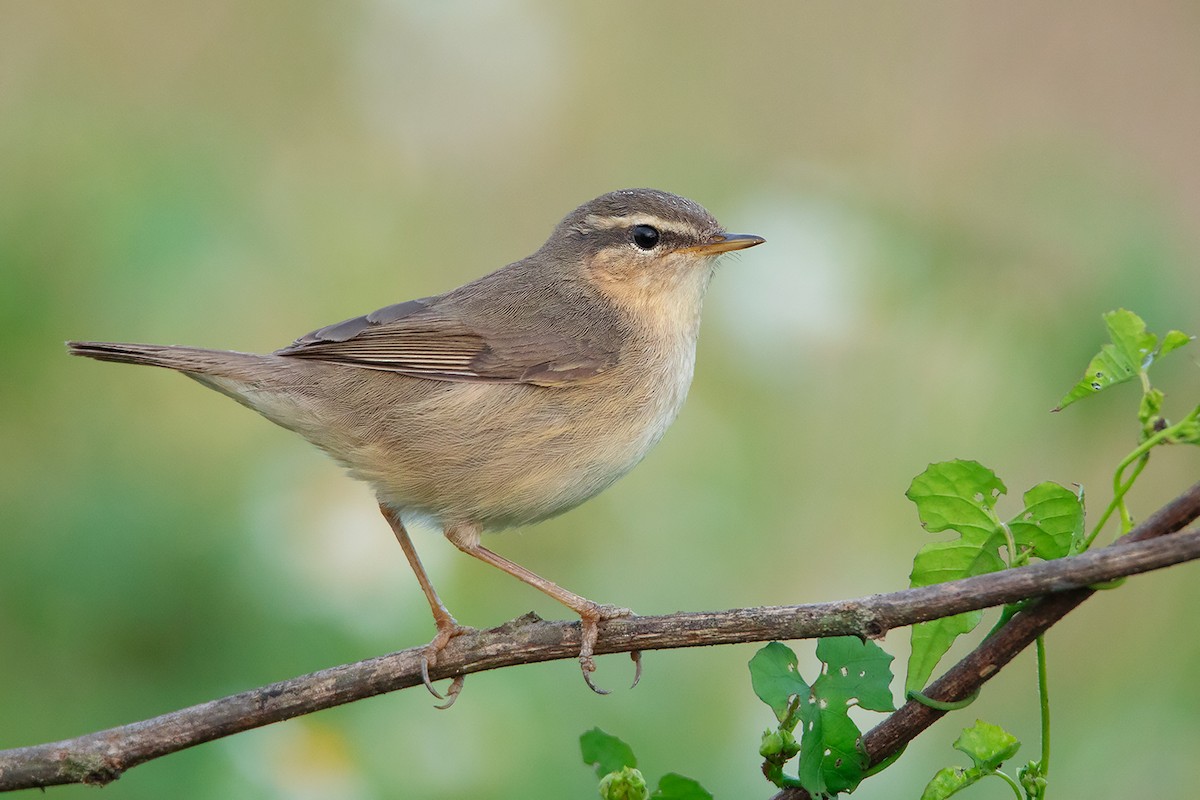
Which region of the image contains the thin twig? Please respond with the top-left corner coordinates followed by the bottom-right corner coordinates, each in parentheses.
top-left (2, 483), bottom-right (1199, 793)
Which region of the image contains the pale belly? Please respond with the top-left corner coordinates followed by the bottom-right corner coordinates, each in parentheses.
top-left (211, 341), bottom-right (698, 531)
top-left (364, 369), bottom-right (691, 528)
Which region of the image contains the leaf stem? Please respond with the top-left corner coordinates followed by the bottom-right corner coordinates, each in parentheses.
top-left (905, 689), bottom-right (980, 711)
top-left (1084, 419), bottom-right (1184, 549)
top-left (1116, 454), bottom-right (1149, 533)
top-left (999, 520), bottom-right (1017, 566)
top-left (994, 769), bottom-right (1024, 799)
top-left (1036, 635), bottom-right (1050, 785)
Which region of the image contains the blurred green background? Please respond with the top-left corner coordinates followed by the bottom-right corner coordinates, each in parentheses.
top-left (3, 2), bottom-right (1199, 798)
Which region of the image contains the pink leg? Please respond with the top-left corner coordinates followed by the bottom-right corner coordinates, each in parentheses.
top-left (379, 505), bottom-right (470, 708)
top-left (445, 523), bottom-right (641, 694)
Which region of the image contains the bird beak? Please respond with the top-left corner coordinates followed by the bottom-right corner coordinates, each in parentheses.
top-left (678, 232), bottom-right (766, 255)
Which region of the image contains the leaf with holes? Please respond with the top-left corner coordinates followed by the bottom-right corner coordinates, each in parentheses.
top-left (794, 695), bottom-right (864, 798)
top-left (750, 642), bottom-right (809, 723)
top-left (907, 459), bottom-right (1007, 534)
top-left (1055, 309), bottom-right (1192, 411)
top-left (812, 637), bottom-right (895, 713)
top-left (1007, 482), bottom-right (1085, 560)
top-left (905, 461), bottom-right (1009, 692)
top-left (791, 637), bottom-right (894, 797)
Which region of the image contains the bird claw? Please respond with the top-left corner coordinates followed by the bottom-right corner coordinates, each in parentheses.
top-left (431, 674), bottom-right (466, 710)
top-left (419, 620), bottom-right (474, 709)
top-left (580, 656), bottom-right (610, 695)
top-left (576, 604), bottom-right (639, 695)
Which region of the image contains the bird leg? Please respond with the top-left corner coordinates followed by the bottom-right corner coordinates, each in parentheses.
top-left (379, 504), bottom-right (471, 709)
top-left (445, 523), bottom-right (641, 694)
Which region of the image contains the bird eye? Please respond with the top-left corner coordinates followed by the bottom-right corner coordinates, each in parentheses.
top-left (630, 224), bottom-right (660, 250)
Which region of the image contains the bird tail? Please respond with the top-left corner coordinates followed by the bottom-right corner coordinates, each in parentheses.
top-left (66, 341), bottom-right (261, 377)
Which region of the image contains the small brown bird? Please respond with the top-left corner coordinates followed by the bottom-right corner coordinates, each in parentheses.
top-left (69, 188), bottom-right (764, 706)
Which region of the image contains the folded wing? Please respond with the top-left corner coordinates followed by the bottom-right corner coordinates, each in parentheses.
top-left (275, 296), bottom-right (621, 386)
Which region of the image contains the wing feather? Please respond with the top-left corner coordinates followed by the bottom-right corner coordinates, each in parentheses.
top-left (274, 287), bottom-right (624, 386)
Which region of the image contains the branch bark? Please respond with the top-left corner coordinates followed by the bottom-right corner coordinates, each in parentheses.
top-left (2, 482), bottom-right (1199, 793)
top-left (771, 480), bottom-right (1200, 800)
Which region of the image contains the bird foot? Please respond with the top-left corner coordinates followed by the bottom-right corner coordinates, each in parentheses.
top-left (577, 603), bottom-right (641, 695)
top-left (420, 619), bottom-right (475, 709)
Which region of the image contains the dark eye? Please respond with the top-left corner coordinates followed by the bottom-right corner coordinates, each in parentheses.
top-left (630, 224), bottom-right (660, 250)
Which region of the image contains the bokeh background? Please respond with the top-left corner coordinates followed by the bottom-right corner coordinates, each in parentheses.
top-left (3, 2), bottom-right (1200, 798)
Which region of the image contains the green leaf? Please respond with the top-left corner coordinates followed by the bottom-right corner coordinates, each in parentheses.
top-left (750, 642), bottom-right (809, 723)
top-left (953, 719), bottom-right (1021, 771)
top-left (794, 690), bottom-right (866, 798)
top-left (581, 728), bottom-right (637, 779)
top-left (652, 773), bottom-right (713, 800)
top-left (1055, 309), bottom-right (1153, 410)
top-left (1055, 309), bottom-right (1193, 411)
top-left (920, 766), bottom-right (982, 800)
top-left (906, 460), bottom-right (1007, 533)
top-left (753, 639), bottom-right (896, 796)
top-left (1007, 482), bottom-right (1084, 561)
top-left (1105, 308), bottom-right (1158, 369)
top-left (906, 461), bottom-right (1009, 691)
top-left (1160, 329), bottom-right (1192, 357)
top-left (906, 611), bottom-right (983, 694)
top-left (905, 474), bottom-right (1081, 693)
top-left (790, 637), bottom-right (895, 796)
top-left (1055, 345), bottom-right (1138, 409)
top-left (909, 538), bottom-right (1007, 596)
top-left (813, 637), bottom-right (896, 713)
top-left (920, 721), bottom-right (1022, 799)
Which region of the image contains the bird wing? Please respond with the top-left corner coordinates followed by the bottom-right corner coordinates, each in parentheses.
top-left (274, 297), bottom-right (620, 386)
